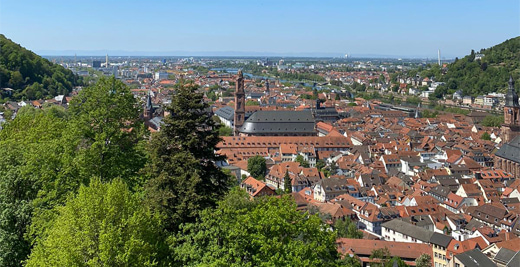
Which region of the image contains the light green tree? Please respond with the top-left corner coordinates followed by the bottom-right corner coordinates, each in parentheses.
top-left (0, 108), bottom-right (67, 267)
top-left (171, 188), bottom-right (341, 266)
top-left (26, 178), bottom-right (165, 267)
top-left (67, 76), bottom-right (146, 185)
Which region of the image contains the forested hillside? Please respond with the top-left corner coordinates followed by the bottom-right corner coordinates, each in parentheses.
top-left (432, 36), bottom-right (520, 97)
top-left (0, 34), bottom-right (81, 100)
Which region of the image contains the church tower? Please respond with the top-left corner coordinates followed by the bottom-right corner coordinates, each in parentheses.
top-left (501, 76), bottom-right (520, 143)
top-left (265, 79), bottom-right (270, 96)
top-left (234, 70), bottom-right (246, 135)
top-left (143, 90), bottom-right (154, 120)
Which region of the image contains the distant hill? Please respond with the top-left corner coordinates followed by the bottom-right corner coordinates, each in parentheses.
top-left (433, 36), bottom-right (520, 98)
top-left (0, 34), bottom-right (81, 101)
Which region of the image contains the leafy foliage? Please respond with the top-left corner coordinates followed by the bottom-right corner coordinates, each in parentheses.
top-left (333, 218), bottom-right (363, 239)
top-left (481, 115), bottom-right (504, 127)
top-left (0, 34), bottom-right (81, 100)
top-left (67, 76), bottom-right (146, 185)
top-left (26, 178), bottom-right (165, 267)
top-left (0, 107), bottom-right (68, 267)
top-left (218, 125), bottom-right (233, 136)
top-left (0, 78), bottom-right (147, 266)
top-left (481, 132), bottom-right (491, 141)
top-left (295, 154), bottom-right (310, 168)
top-left (415, 253), bottom-right (432, 267)
top-left (247, 155), bottom-right (267, 180)
top-left (171, 188), bottom-right (341, 266)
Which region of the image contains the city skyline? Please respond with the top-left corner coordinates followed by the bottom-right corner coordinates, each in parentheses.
top-left (1, 0), bottom-right (519, 58)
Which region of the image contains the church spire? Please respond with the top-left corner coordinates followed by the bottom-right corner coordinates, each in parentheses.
top-left (505, 75), bottom-right (519, 107)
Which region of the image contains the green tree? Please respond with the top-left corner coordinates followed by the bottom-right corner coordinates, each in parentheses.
top-left (316, 159), bottom-right (326, 171)
top-left (370, 248), bottom-right (391, 267)
top-left (171, 188), bottom-right (340, 266)
top-left (481, 132), bottom-right (491, 141)
top-left (145, 80), bottom-right (231, 230)
top-left (67, 76), bottom-right (146, 185)
top-left (247, 155), bottom-right (267, 180)
top-left (246, 100), bottom-right (260, 106)
top-left (338, 255), bottom-right (362, 267)
top-left (415, 253), bottom-right (432, 267)
top-left (26, 178), bottom-right (165, 267)
top-left (218, 125), bottom-right (233, 136)
top-left (295, 154), bottom-right (310, 168)
top-left (0, 108), bottom-right (67, 267)
top-left (284, 170), bottom-right (292, 193)
top-left (334, 218), bottom-right (363, 239)
top-left (481, 115), bottom-right (504, 127)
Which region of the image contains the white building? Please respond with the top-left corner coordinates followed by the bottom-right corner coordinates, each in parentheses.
top-left (154, 72), bottom-right (169, 81)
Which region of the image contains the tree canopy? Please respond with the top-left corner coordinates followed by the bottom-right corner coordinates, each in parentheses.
top-left (26, 178), bottom-right (165, 267)
top-left (247, 155), bottom-right (267, 180)
top-left (0, 78), bottom-right (148, 266)
top-left (171, 188), bottom-right (341, 267)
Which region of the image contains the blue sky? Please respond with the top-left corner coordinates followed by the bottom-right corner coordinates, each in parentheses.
top-left (1, 0), bottom-right (519, 58)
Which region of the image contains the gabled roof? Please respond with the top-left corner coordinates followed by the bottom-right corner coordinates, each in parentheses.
top-left (382, 219), bottom-right (434, 242)
top-left (495, 136), bottom-right (520, 163)
top-left (454, 249), bottom-right (496, 267)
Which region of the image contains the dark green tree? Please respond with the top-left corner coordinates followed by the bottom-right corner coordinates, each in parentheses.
top-left (295, 154), bottom-right (310, 168)
top-left (481, 132), bottom-right (491, 141)
top-left (316, 159), bottom-right (326, 171)
top-left (247, 155), bottom-right (267, 180)
top-left (145, 80), bottom-right (231, 230)
top-left (0, 34), bottom-right (80, 100)
top-left (284, 170), bottom-right (292, 193)
top-left (334, 218), bottom-right (363, 239)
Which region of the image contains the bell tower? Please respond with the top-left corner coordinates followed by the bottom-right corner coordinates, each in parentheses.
top-left (501, 76), bottom-right (520, 143)
top-left (234, 70), bottom-right (246, 135)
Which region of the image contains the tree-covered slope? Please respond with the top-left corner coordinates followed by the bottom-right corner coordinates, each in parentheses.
top-left (0, 34), bottom-right (81, 100)
top-left (435, 36), bottom-right (520, 97)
